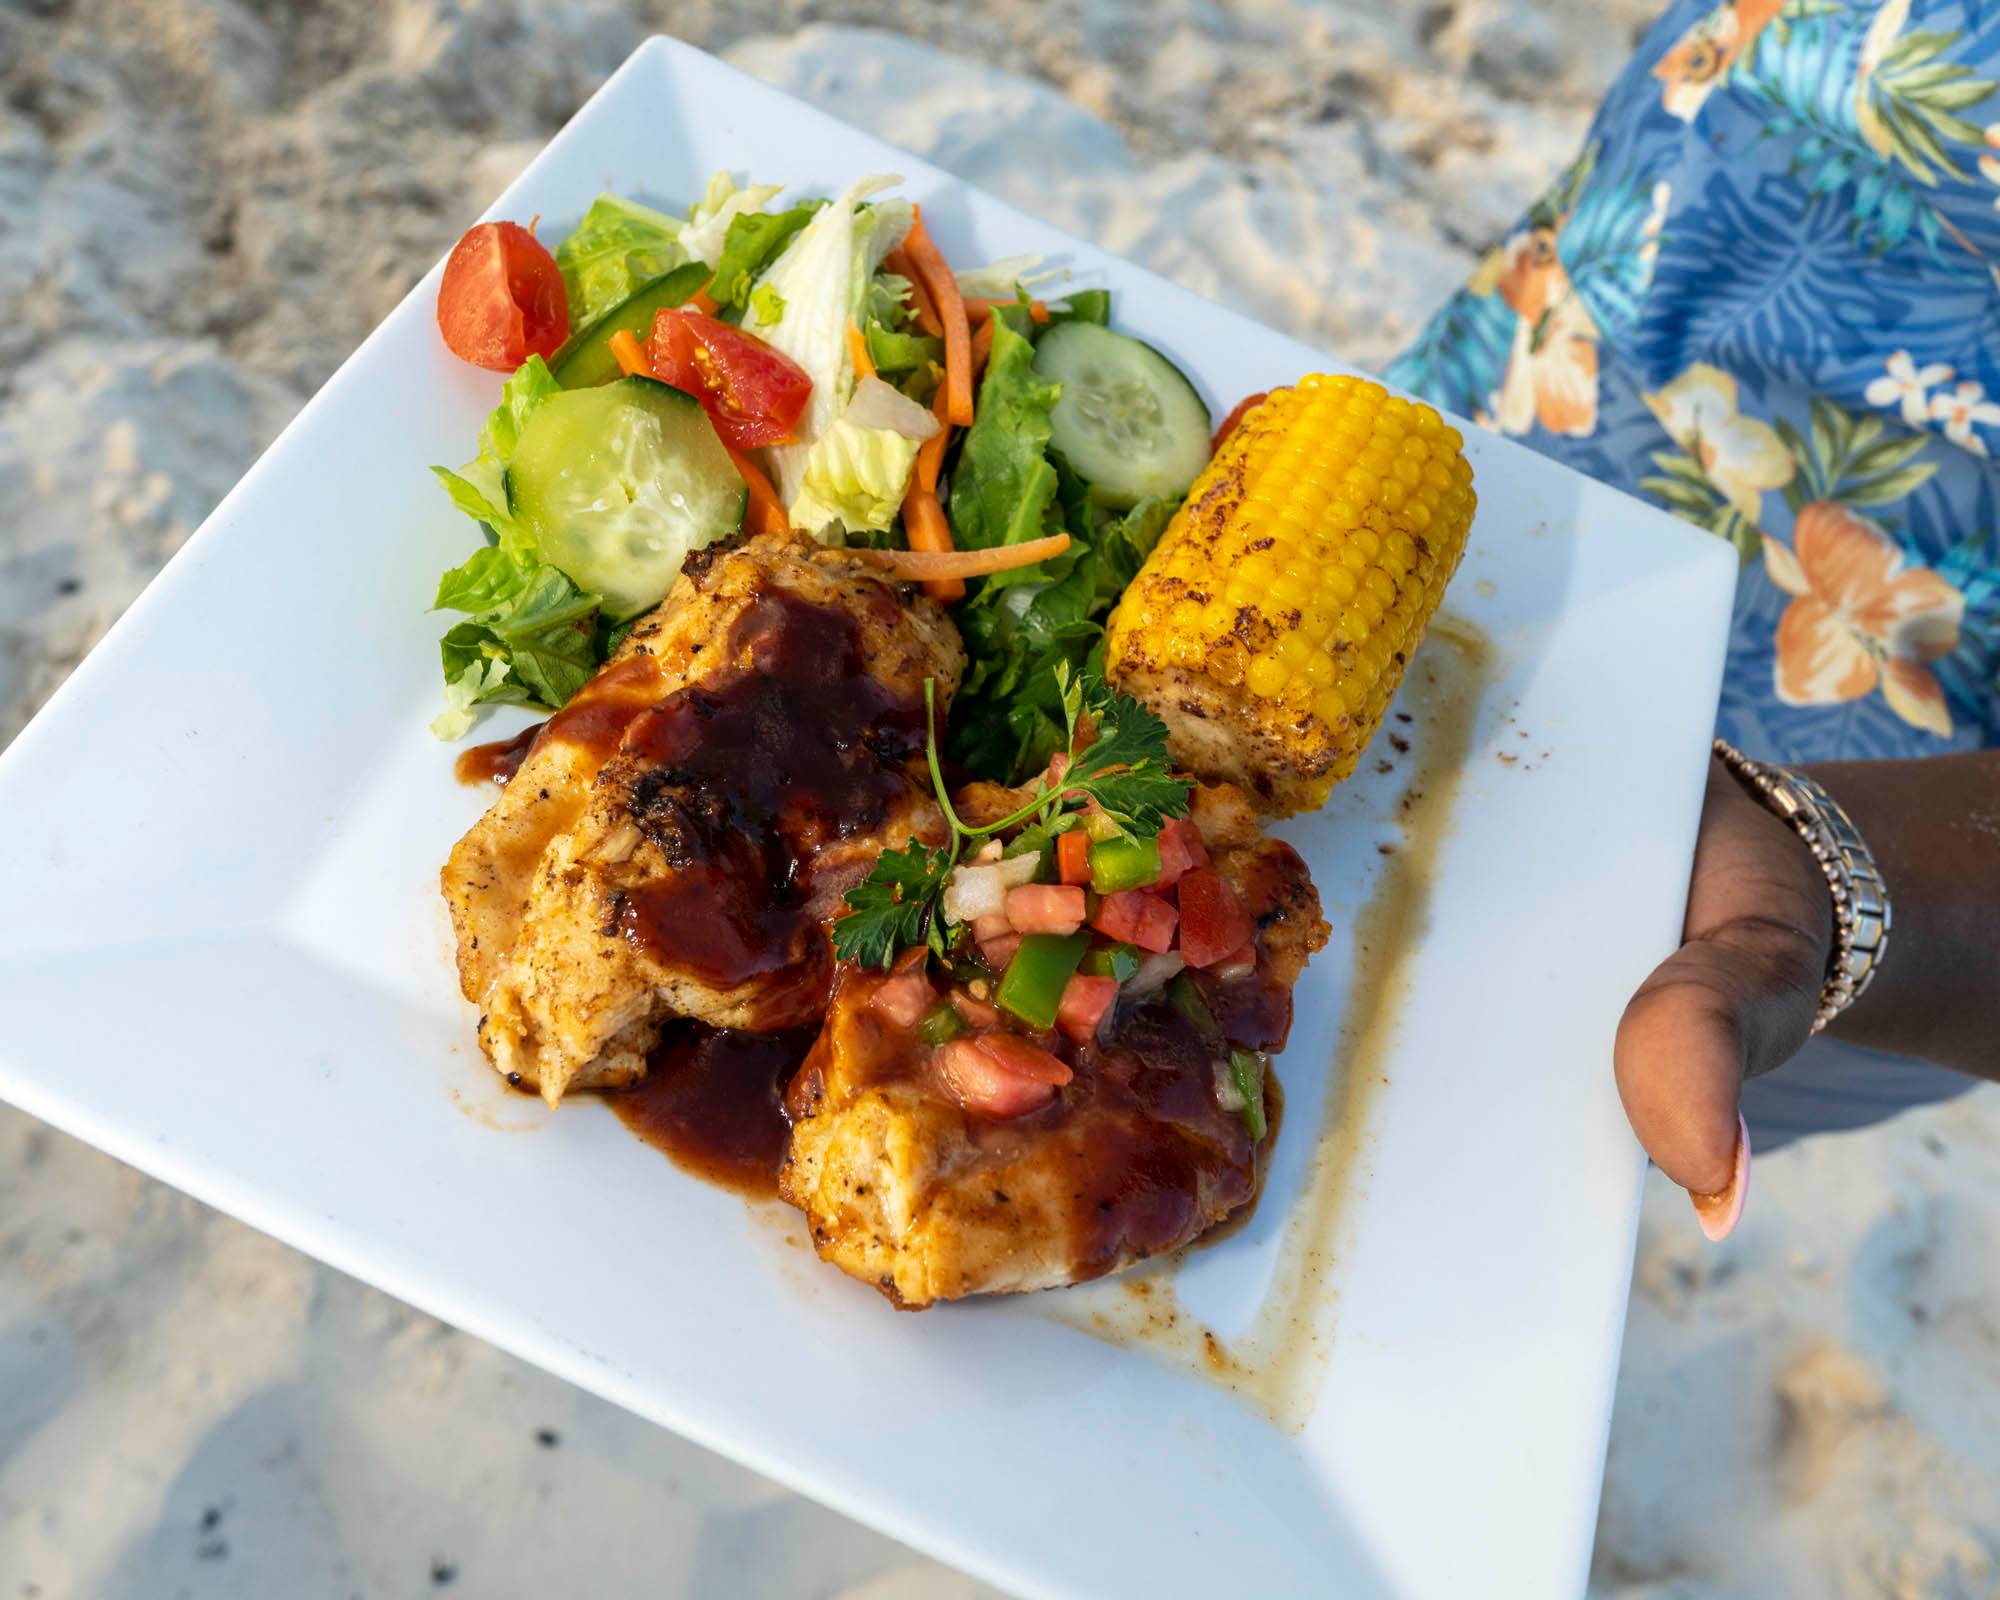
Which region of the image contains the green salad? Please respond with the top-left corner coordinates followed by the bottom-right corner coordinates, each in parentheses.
top-left (425, 170), bottom-right (1215, 782)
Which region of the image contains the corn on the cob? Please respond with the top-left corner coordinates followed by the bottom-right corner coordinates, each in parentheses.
top-left (1104, 375), bottom-right (1475, 814)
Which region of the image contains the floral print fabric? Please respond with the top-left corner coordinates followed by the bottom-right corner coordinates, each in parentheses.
top-left (1389, 0), bottom-right (2000, 763)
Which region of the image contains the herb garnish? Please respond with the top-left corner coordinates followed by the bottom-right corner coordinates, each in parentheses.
top-left (831, 664), bottom-right (1190, 969)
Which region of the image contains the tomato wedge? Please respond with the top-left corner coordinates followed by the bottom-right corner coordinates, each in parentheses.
top-left (935, 1034), bottom-right (1071, 1119)
top-left (869, 948), bottom-right (936, 1029)
top-left (1211, 390), bottom-right (1269, 453)
top-left (1004, 884), bottom-right (1087, 936)
top-left (436, 220), bottom-right (569, 372)
top-left (646, 307), bottom-right (812, 450)
top-left (1177, 869), bottom-right (1255, 969)
top-left (1091, 889), bottom-right (1178, 955)
top-left (1055, 974), bottom-right (1118, 1044)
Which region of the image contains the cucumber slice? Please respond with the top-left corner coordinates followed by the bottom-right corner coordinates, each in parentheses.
top-left (506, 377), bottom-right (745, 619)
top-left (550, 261), bottom-right (711, 390)
top-left (1033, 322), bottom-right (1211, 509)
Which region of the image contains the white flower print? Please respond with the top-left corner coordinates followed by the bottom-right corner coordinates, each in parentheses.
top-left (1865, 349), bottom-right (1954, 428)
top-left (1927, 381), bottom-right (2000, 458)
top-left (1637, 180), bottom-right (1672, 268)
top-left (1981, 123), bottom-right (2000, 209)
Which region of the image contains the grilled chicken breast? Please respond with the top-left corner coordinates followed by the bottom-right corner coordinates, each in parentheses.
top-left (442, 534), bottom-right (964, 1105)
top-left (780, 785), bottom-right (1329, 1307)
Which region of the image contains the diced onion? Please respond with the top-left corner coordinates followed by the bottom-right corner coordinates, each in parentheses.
top-left (1126, 950), bottom-right (1186, 997)
top-left (1212, 1057), bottom-right (1247, 1112)
top-left (942, 853), bottom-right (1039, 925)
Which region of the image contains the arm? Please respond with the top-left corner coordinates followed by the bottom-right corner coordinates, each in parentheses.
top-left (1614, 750), bottom-right (2000, 1212)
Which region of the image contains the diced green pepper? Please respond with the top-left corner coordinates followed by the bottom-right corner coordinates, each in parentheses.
top-left (995, 932), bottom-right (1090, 1031)
top-left (1169, 974), bottom-right (1218, 1037)
top-left (1229, 1049), bottom-right (1268, 1139)
top-left (916, 1001), bottom-right (969, 1047)
top-left (1088, 834), bottom-right (1162, 893)
top-left (1079, 941), bottom-right (1142, 983)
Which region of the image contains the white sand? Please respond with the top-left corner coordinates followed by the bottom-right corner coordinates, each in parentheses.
top-left (3, 4), bottom-right (1996, 1595)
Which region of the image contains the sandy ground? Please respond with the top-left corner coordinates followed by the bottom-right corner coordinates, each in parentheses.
top-left (2, 2), bottom-right (1997, 1595)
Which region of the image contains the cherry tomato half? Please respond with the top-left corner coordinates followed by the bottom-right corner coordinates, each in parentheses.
top-left (646, 308), bottom-right (813, 450)
top-left (436, 220), bottom-right (569, 372)
top-left (1211, 391), bottom-right (1269, 453)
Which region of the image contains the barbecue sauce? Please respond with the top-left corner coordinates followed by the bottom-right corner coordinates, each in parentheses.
top-left (612, 1024), bottom-right (813, 1197)
top-left (452, 654), bottom-right (668, 786)
top-left (608, 594), bottom-right (928, 996)
top-left (455, 722), bottom-right (541, 786)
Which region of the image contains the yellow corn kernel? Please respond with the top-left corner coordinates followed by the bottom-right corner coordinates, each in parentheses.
top-left (1104, 377), bottom-right (1478, 813)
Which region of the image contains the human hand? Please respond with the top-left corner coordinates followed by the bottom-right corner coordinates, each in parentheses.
top-left (1614, 755), bottom-right (1833, 1241)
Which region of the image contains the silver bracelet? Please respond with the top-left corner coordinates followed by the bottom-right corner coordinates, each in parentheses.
top-left (1711, 738), bottom-right (1892, 1034)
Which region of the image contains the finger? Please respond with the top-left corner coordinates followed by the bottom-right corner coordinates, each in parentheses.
top-left (1614, 917), bottom-right (1822, 1198)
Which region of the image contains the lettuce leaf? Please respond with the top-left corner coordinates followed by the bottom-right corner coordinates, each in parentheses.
top-left (738, 176), bottom-right (914, 523)
top-left (710, 202), bottom-right (824, 308)
top-left (554, 195), bottom-right (688, 329)
top-left (1048, 288), bottom-right (1110, 326)
top-left (866, 322), bottom-right (941, 374)
top-left (429, 355), bottom-right (561, 542)
top-left (432, 656), bottom-right (515, 742)
top-left (678, 172), bottom-right (786, 269)
top-left (941, 348), bottom-right (1183, 781)
top-left (790, 419), bottom-right (925, 534)
top-left (1093, 491), bottom-right (1176, 602)
top-left (431, 546), bottom-right (603, 737)
top-left (867, 271), bottom-right (914, 328)
top-left (946, 313), bottom-right (1060, 568)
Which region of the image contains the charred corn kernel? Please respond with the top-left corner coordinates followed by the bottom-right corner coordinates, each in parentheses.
top-left (1104, 377), bottom-right (1476, 814)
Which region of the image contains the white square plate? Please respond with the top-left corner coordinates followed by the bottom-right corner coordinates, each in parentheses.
top-left (0, 39), bottom-right (1736, 1600)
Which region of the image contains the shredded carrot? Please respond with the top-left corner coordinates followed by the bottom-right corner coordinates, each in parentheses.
top-left (900, 488), bottom-right (966, 603)
top-left (884, 247), bottom-right (943, 337)
top-left (857, 532), bottom-right (1071, 583)
top-left (969, 317), bottom-right (995, 380)
top-left (846, 320), bottom-right (876, 382)
top-left (727, 445), bottom-right (790, 537)
top-left (608, 328), bottom-right (650, 378)
top-left (690, 287), bottom-right (721, 316)
top-left (902, 208), bottom-right (973, 427)
top-left (915, 383), bottom-right (953, 496)
top-left (965, 297), bottom-right (1049, 325)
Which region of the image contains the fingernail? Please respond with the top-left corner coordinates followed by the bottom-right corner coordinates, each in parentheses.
top-left (1688, 1112), bottom-right (1750, 1242)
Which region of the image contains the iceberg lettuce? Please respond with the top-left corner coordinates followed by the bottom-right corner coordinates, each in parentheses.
top-left (736, 175), bottom-right (914, 528)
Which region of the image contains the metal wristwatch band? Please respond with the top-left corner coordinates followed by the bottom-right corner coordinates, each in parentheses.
top-left (1711, 738), bottom-right (1892, 1034)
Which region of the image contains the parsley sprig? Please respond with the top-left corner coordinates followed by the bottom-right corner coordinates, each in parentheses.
top-left (832, 665), bottom-right (1190, 969)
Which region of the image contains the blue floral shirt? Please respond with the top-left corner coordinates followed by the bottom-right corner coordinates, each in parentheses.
top-left (1389, 0), bottom-right (2000, 764)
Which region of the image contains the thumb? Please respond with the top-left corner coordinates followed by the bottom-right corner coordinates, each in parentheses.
top-left (1614, 917), bottom-right (1824, 1238)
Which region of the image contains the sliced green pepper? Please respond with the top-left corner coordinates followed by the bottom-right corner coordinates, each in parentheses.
top-left (1088, 834), bottom-right (1162, 893)
top-left (1169, 973), bottom-right (1218, 1037)
top-left (995, 932), bottom-right (1090, 1031)
top-left (1079, 941), bottom-right (1142, 984)
top-left (1229, 1049), bottom-right (1268, 1139)
top-left (916, 1001), bottom-right (969, 1047)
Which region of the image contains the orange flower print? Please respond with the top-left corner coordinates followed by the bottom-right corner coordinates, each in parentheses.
top-left (1489, 226), bottom-right (1600, 439)
top-left (1653, 0), bottom-right (1785, 122)
top-left (1762, 501), bottom-right (1966, 736)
